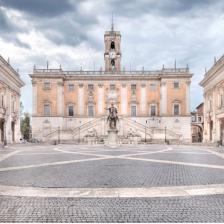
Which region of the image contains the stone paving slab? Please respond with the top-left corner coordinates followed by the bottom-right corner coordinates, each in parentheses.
top-left (0, 158), bottom-right (224, 188)
top-left (163, 149), bottom-right (211, 154)
top-left (132, 152), bottom-right (224, 166)
top-left (0, 195), bottom-right (224, 222)
top-left (75, 150), bottom-right (143, 156)
top-left (0, 153), bottom-right (96, 168)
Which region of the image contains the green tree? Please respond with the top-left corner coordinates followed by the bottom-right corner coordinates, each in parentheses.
top-left (20, 102), bottom-right (24, 118)
top-left (21, 113), bottom-right (31, 140)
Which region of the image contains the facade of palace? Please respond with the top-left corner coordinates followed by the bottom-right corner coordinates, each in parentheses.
top-left (200, 56), bottom-right (224, 144)
top-left (30, 27), bottom-right (192, 143)
top-left (0, 56), bottom-right (24, 144)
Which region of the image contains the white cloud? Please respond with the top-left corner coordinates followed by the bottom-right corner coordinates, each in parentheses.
top-left (0, 0), bottom-right (223, 113)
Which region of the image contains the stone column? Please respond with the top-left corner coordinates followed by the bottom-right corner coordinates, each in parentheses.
top-left (57, 81), bottom-right (64, 116)
top-left (212, 89), bottom-right (216, 142)
top-left (32, 81), bottom-right (37, 115)
top-left (15, 94), bottom-right (21, 142)
top-left (186, 81), bottom-right (191, 115)
top-left (203, 93), bottom-right (208, 143)
top-left (5, 89), bottom-right (12, 143)
top-left (78, 84), bottom-right (84, 115)
top-left (121, 84), bottom-right (127, 115)
top-left (160, 81), bottom-right (167, 115)
top-left (140, 84), bottom-right (146, 114)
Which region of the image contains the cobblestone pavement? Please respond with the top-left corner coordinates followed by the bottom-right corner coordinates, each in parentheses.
top-left (0, 144), bottom-right (224, 222)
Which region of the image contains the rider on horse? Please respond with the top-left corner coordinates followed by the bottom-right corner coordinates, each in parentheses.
top-left (107, 103), bottom-right (119, 129)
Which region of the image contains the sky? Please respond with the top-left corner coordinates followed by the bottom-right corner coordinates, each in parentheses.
top-left (0, 0), bottom-right (224, 113)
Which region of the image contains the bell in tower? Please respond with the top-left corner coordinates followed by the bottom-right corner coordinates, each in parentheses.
top-left (104, 17), bottom-right (121, 72)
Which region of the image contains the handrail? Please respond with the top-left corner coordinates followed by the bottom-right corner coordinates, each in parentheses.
top-left (154, 128), bottom-right (181, 138)
top-left (122, 117), bottom-right (153, 132)
top-left (71, 116), bottom-right (106, 133)
top-left (43, 128), bottom-right (73, 138)
top-left (122, 117), bottom-right (181, 138)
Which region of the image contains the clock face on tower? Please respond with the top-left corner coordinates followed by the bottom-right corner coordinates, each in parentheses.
top-left (109, 51), bottom-right (116, 59)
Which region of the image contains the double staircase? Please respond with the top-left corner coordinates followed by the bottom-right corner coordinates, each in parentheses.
top-left (41, 116), bottom-right (182, 144)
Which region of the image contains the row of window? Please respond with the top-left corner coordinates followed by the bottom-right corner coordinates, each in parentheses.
top-left (0, 94), bottom-right (16, 112)
top-left (43, 104), bottom-right (181, 117)
top-left (206, 92), bottom-right (224, 112)
top-left (191, 115), bottom-right (202, 123)
top-left (43, 81), bottom-right (180, 91)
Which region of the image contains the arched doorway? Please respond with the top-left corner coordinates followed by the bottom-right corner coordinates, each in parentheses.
top-left (220, 119), bottom-right (224, 145)
top-left (209, 121), bottom-right (213, 141)
top-left (11, 121), bottom-right (15, 142)
top-left (0, 119), bottom-right (4, 143)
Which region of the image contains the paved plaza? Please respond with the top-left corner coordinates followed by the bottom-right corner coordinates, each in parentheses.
top-left (0, 144), bottom-right (224, 222)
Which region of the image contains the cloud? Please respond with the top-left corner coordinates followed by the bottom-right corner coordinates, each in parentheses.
top-left (0, 6), bottom-right (30, 48)
top-left (0, 0), bottom-right (73, 17)
top-left (105, 0), bottom-right (214, 18)
top-left (0, 0), bottom-right (223, 112)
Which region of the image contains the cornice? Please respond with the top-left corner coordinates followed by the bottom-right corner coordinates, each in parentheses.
top-left (200, 56), bottom-right (224, 87)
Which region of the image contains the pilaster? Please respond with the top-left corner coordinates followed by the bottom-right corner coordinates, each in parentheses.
top-left (78, 84), bottom-right (84, 115)
top-left (32, 80), bottom-right (37, 115)
top-left (186, 80), bottom-right (191, 115)
top-left (57, 81), bottom-right (64, 116)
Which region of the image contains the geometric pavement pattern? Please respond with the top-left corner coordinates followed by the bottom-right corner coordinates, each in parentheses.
top-left (0, 144), bottom-right (224, 222)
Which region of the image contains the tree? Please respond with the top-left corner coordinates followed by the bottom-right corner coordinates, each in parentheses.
top-left (20, 113), bottom-right (31, 140)
top-left (20, 102), bottom-right (24, 118)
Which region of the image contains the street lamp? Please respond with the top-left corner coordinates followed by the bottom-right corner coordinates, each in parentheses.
top-left (57, 126), bottom-right (60, 144)
top-left (3, 107), bottom-right (8, 146)
top-left (3, 120), bottom-right (7, 146)
top-left (165, 126), bottom-right (167, 143)
top-left (78, 120), bottom-right (81, 143)
top-left (145, 120), bottom-right (149, 143)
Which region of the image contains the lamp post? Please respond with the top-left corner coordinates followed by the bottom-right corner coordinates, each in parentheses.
top-left (3, 107), bottom-right (8, 146)
top-left (3, 120), bottom-right (7, 146)
top-left (78, 120), bottom-right (81, 143)
top-left (145, 120), bottom-right (148, 143)
top-left (165, 126), bottom-right (167, 143)
top-left (57, 126), bottom-right (60, 144)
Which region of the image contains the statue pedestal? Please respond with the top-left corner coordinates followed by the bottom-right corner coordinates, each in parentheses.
top-left (106, 128), bottom-right (119, 148)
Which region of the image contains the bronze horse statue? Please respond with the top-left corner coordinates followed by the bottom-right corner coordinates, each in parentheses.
top-left (107, 103), bottom-right (119, 129)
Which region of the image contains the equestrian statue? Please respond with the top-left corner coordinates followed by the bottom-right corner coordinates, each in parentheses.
top-left (106, 103), bottom-right (119, 129)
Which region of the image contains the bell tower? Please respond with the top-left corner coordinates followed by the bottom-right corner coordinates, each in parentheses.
top-left (104, 17), bottom-right (121, 72)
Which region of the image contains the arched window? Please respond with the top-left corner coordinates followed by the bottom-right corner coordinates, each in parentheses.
top-left (173, 103), bottom-right (180, 115)
top-left (111, 59), bottom-right (115, 66)
top-left (150, 104), bottom-right (157, 116)
top-left (110, 41), bottom-right (115, 49)
top-left (131, 105), bottom-right (137, 117)
top-left (43, 103), bottom-right (51, 116)
top-left (68, 105), bottom-right (74, 117)
top-left (88, 104), bottom-right (94, 117)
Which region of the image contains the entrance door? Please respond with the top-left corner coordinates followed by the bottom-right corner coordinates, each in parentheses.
top-left (11, 121), bottom-right (15, 142)
top-left (209, 121), bottom-right (213, 141)
top-left (220, 119), bottom-right (224, 145)
top-left (0, 120), bottom-right (4, 143)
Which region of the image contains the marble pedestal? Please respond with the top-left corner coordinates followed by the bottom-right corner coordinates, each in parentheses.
top-left (106, 128), bottom-right (119, 148)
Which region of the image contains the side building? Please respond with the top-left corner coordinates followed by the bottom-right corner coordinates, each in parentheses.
top-left (191, 103), bottom-right (204, 143)
top-left (200, 56), bottom-right (224, 144)
top-left (0, 56), bottom-right (25, 144)
top-left (30, 27), bottom-right (192, 143)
